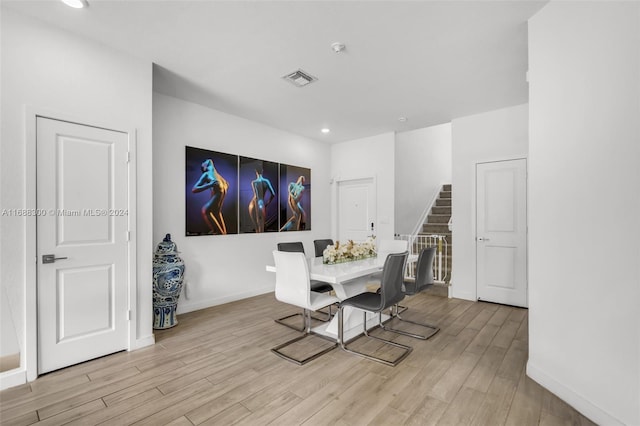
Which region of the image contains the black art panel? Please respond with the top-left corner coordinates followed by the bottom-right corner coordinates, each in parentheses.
top-left (279, 164), bottom-right (311, 232)
top-left (185, 146), bottom-right (238, 236)
top-left (239, 157), bottom-right (279, 233)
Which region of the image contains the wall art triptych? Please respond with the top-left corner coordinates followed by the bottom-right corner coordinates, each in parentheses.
top-left (185, 146), bottom-right (311, 236)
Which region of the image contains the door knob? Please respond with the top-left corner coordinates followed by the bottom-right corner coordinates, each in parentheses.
top-left (477, 237), bottom-right (490, 242)
top-left (42, 254), bottom-right (68, 264)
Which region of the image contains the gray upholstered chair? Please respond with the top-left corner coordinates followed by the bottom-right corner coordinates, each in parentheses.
top-left (277, 241), bottom-right (305, 253)
top-left (271, 250), bottom-right (339, 365)
top-left (380, 246), bottom-right (440, 340)
top-left (337, 251), bottom-right (412, 366)
top-left (275, 242), bottom-right (334, 330)
top-left (313, 239), bottom-right (334, 258)
top-left (367, 239), bottom-right (409, 284)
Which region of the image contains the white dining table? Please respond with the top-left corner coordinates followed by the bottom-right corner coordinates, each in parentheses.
top-left (266, 253), bottom-right (414, 342)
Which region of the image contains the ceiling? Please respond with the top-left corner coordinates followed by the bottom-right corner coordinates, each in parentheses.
top-left (3, 0), bottom-right (547, 143)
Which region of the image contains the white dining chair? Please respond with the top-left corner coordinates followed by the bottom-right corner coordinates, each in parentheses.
top-left (377, 239), bottom-right (409, 256)
top-left (274, 242), bottom-right (335, 329)
top-left (271, 250), bottom-right (340, 365)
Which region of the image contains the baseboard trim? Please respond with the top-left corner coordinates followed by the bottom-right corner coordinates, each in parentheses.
top-left (0, 368), bottom-right (27, 391)
top-left (451, 288), bottom-right (475, 301)
top-left (526, 361), bottom-right (624, 426)
top-left (0, 353), bottom-right (20, 373)
top-left (177, 286), bottom-right (273, 315)
top-left (133, 335), bottom-right (155, 350)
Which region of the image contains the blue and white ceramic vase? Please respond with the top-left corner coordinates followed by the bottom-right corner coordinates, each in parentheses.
top-left (152, 234), bottom-right (185, 329)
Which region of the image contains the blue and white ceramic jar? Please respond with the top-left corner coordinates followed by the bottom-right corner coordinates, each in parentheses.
top-left (152, 234), bottom-right (185, 329)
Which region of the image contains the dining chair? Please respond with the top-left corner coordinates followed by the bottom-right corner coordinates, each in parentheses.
top-left (337, 251), bottom-right (412, 366)
top-left (271, 250), bottom-right (339, 365)
top-left (275, 241), bottom-right (335, 330)
top-left (380, 247), bottom-right (440, 340)
top-left (277, 241), bottom-right (306, 253)
top-left (377, 239), bottom-right (409, 256)
top-left (367, 238), bottom-right (409, 289)
top-left (313, 239), bottom-right (334, 258)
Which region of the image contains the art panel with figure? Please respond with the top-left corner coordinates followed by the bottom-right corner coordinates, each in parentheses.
top-left (239, 157), bottom-right (279, 233)
top-left (279, 164), bottom-right (311, 232)
top-left (185, 146), bottom-right (238, 236)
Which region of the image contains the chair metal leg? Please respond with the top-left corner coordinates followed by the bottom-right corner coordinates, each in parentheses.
top-left (316, 303), bottom-right (335, 321)
top-left (275, 311), bottom-right (306, 332)
top-left (275, 305), bottom-right (333, 331)
top-left (338, 308), bottom-right (412, 367)
top-left (380, 304), bottom-right (439, 340)
top-left (271, 309), bottom-right (337, 365)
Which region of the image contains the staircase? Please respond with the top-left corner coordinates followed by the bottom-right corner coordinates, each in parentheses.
top-left (420, 184), bottom-right (452, 285)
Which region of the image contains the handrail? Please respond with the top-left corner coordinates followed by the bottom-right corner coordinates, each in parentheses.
top-left (409, 186), bottom-right (443, 238)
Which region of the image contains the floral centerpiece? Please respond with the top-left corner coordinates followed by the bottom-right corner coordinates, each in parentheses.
top-left (323, 237), bottom-right (377, 264)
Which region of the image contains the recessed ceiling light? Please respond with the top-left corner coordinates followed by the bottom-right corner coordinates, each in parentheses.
top-left (61, 0), bottom-right (88, 8)
top-left (398, 117), bottom-right (408, 122)
top-left (321, 128), bottom-right (331, 134)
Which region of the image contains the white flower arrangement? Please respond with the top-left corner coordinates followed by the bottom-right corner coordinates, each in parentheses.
top-left (322, 236), bottom-right (377, 264)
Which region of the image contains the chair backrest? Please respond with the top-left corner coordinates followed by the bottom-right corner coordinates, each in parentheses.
top-left (379, 251), bottom-right (409, 310)
top-left (272, 250), bottom-right (311, 308)
top-left (414, 247), bottom-right (436, 292)
top-left (377, 239), bottom-right (408, 255)
top-left (277, 241), bottom-right (305, 254)
top-left (313, 239), bottom-right (334, 257)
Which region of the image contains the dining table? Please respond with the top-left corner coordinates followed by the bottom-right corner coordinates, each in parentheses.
top-left (266, 252), bottom-right (415, 343)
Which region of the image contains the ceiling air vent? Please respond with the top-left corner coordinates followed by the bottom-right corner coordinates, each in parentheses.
top-left (282, 69), bottom-right (318, 87)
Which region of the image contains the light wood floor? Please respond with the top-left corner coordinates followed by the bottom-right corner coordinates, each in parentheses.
top-left (0, 292), bottom-right (595, 425)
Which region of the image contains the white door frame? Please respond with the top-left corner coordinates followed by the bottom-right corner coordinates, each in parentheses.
top-left (474, 157), bottom-right (528, 306)
top-left (331, 175), bottom-right (377, 242)
top-left (24, 106), bottom-right (138, 381)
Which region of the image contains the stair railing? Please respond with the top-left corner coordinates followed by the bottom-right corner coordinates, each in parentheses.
top-left (409, 186), bottom-right (444, 238)
top-left (395, 234), bottom-right (449, 284)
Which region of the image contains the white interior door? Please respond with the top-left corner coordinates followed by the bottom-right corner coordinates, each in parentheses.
top-left (476, 159), bottom-right (527, 307)
top-left (37, 117), bottom-right (129, 374)
top-left (337, 178), bottom-right (376, 243)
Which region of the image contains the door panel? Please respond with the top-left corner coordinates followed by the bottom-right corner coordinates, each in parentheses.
top-left (57, 136), bottom-right (113, 244)
top-left (476, 159), bottom-right (527, 307)
top-left (57, 265), bottom-right (114, 342)
top-left (484, 246), bottom-right (516, 289)
top-left (337, 178), bottom-right (375, 243)
top-left (37, 117), bottom-right (129, 374)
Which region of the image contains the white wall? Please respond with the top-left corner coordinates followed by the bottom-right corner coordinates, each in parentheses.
top-left (153, 94), bottom-right (331, 313)
top-left (394, 123), bottom-right (452, 235)
top-left (528, 2), bottom-right (640, 425)
top-left (330, 133), bottom-right (395, 242)
top-left (450, 104), bottom-right (528, 301)
top-left (0, 9), bottom-right (154, 386)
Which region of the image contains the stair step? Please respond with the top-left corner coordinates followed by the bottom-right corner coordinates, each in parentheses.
top-left (427, 214), bottom-right (450, 224)
top-left (443, 184), bottom-right (452, 192)
top-left (439, 191), bottom-right (452, 199)
top-left (435, 199), bottom-right (451, 207)
top-left (423, 223), bottom-right (451, 233)
top-left (431, 206), bottom-right (451, 215)
top-left (424, 285), bottom-right (448, 297)
top-left (417, 231), bottom-right (451, 238)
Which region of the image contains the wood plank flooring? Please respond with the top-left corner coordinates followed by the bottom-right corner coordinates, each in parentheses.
top-left (0, 293), bottom-right (595, 425)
